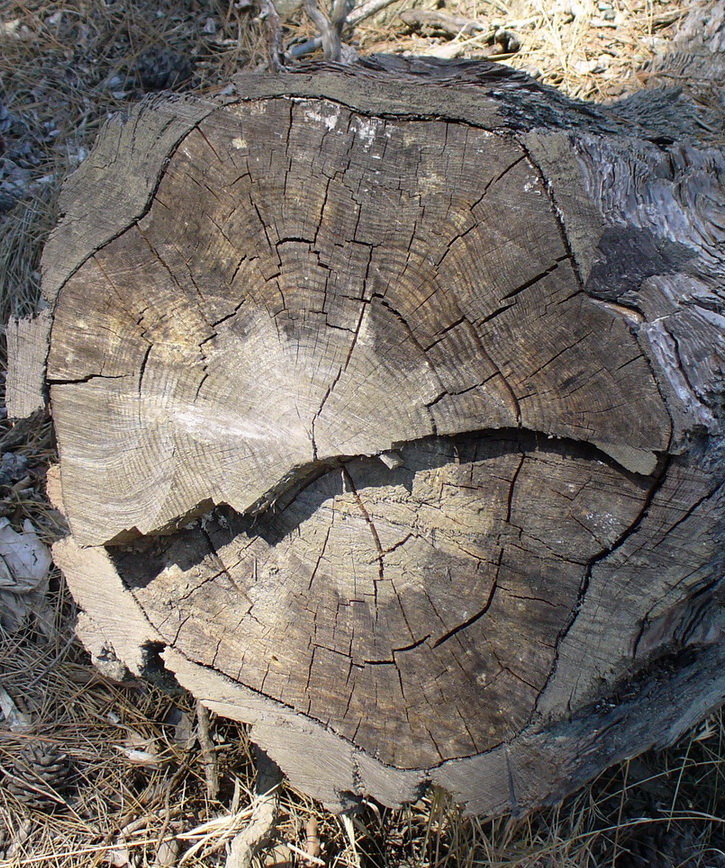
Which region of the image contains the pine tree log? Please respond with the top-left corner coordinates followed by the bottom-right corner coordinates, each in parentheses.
top-left (14, 55), bottom-right (725, 814)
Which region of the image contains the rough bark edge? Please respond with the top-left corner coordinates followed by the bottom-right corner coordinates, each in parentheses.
top-left (5, 308), bottom-right (51, 420)
top-left (525, 132), bottom-right (725, 719)
top-left (229, 60), bottom-right (642, 136)
top-left (231, 58), bottom-right (719, 141)
top-left (434, 642), bottom-right (725, 817)
top-left (641, 0), bottom-right (725, 136)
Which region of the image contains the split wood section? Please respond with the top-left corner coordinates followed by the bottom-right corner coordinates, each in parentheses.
top-left (39, 61), bottom-right (725, 813)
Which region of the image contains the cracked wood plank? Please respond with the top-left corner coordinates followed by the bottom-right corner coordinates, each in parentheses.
top-left (38, 58), bottom-right (725, 815)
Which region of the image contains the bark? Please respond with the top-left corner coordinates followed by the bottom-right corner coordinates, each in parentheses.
top-left (11, 54), bottom-right (725, 815)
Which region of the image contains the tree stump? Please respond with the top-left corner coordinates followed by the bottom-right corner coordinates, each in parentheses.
top-left (18, 57), bottom-right (725, 814)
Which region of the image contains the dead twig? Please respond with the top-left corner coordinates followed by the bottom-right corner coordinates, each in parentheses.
top-left (196, 701), bottom-right (220, 801)
top-left (303, 0), bottom-right (354, 61)
top-left (400, 10), bottom-right (521, 57)
top-left (399, 9), bottom-right (488, 37)
top-left (225, 748), bottom-right (283, 868)
top-left (257, 0), bottom-right (286, 70)
top-left (347, 0), bottom-right (399, 28)
top-left (304, 816), bottom-right (321, 862)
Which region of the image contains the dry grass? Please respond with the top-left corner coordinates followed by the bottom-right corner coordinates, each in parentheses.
top-left (0, 622), bottom-right (723, 868)
top-left (356, 0), bottom-right (684, 100)
top-left (1, 0), bottom-right (723, 865)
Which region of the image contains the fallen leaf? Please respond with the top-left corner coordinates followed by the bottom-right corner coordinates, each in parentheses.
top-left (0, 518), bottom-right (52, 633)
top-left (106, 846), bottom-right (131, 867)
top-left (114, 744), bottom-right (164, 766)
top-left (153, 837), bottom-right (180, 867)
top-left (0, 685), bottom-right (32, 731)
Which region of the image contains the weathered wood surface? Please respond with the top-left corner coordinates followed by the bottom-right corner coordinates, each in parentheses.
top-left (5, 308), bottom-right (51, 419)
top-left (21, 54), bottom-right (725, 814)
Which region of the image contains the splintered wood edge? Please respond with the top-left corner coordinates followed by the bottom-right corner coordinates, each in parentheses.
top-left (54, 533), bottom-right (725, 814)
top-left (41, 93), bottom-right (224, 306)
top-left (5, 308), bottom-right (51, 420)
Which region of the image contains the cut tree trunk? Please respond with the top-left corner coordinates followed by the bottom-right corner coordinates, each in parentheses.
top-left (11, 51), bottom-right (725, 815)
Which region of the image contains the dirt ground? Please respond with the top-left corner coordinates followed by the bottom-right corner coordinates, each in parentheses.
top-left (0, 0), bottom-right (724, 865)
